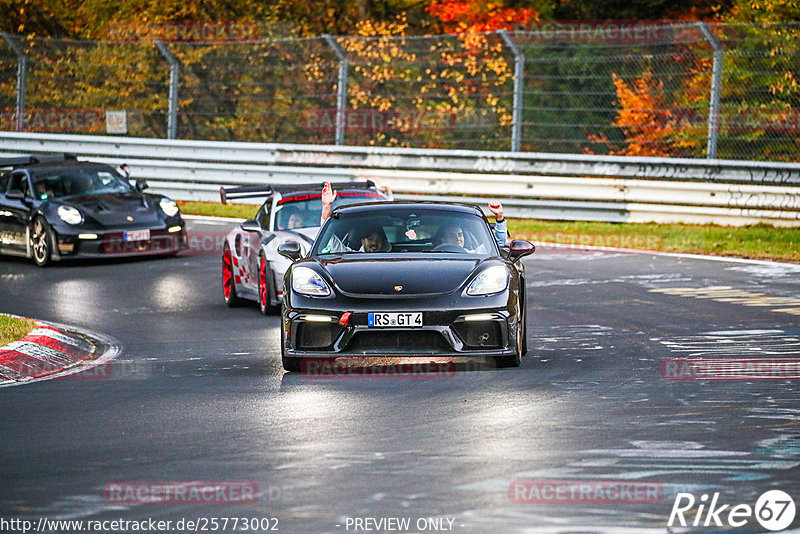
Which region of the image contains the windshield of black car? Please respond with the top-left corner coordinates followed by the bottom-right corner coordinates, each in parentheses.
top-left (273, 191), bottom-right (385, 230)
top-left (313, 209), bottom-right (498, 256)
top-left (32, 168), bottom-right (131, 199)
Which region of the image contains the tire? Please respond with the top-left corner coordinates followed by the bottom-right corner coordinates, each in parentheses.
top-left (493, 304), bottom-right (523, 369)
top-left (281, 326), bottom-right (301, 372)
top-left (521, 289), bottom-right (528, 356)
top-left (31, 217), bottom-right (54, 267)
top-left (258, 254), bottom-right (277, 315)
top-left (222, 243), bottom-right (246, 307)
top-left (522, 319), bottom-right (528, 356)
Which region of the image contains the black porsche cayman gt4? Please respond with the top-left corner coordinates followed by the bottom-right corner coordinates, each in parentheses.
top-left (277, 201), bottom-right (535, 372)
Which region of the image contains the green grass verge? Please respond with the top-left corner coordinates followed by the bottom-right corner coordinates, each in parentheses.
top-left (511, 220), bottom-right (800, 263)
top-left (178, 201), bottom-right (800, 263)
top-left (0, 315), bottom-right (36, 347)
top-left (177, 200), bottom-right (254, 219)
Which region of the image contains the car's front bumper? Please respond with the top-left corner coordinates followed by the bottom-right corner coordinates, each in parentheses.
top-left (282, 292), bottom-right (521, 359)
top-left (52, 225), bottom-right (187, 260)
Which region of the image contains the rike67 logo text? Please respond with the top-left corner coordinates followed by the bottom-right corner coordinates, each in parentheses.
top-left (669, 490), bottom-right (796, 531)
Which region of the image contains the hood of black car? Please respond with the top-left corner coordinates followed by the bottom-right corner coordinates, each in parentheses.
top-left (62, 193), bottom-right (162, 226)
top-left (319, 256), bottom-right (484, 295)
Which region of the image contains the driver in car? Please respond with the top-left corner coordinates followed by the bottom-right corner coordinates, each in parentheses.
top-left (435, 201), bottom-right (507, 252)
top-left (278, 206), bottom-right (305, 230)
top-left (319, 181), bottom-right (391, 253)
top-left (319, 181), bottom-right (506, 253)
top-left (320, 224), bottom-right (391, 254)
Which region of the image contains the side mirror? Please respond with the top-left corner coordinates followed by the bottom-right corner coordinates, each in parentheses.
top-left (240, 219), bottom-right (261, 233)
top-left (278, 241), bottom-right (302, 261)
top-left (507, 239), bottom-right (535, 260)
top-left (135, 179), bottom-right (148, 192)
top-left (6, 189), bottom-right (25, 200)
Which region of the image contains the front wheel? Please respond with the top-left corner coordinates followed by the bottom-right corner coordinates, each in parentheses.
top-left (31, 217), bottom-right (54, 267)
top-left (521, 291), bottom-right (528, 356)
top-left (281, 326), bottom-right (301, 372)
top-left (222, 243), bottom-right (246, 307)
top-left (493, 309), bottom-right (523, 369)
top-left (258, 255), bottom-right (278, 315)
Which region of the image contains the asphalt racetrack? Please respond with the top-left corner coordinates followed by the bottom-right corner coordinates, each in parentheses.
top-left (2, 218), bottom-right (800, 533)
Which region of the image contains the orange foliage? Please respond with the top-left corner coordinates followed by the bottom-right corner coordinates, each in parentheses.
top-left (426, 0), bottom-right (539, 33)
top-left (609, 70), bottom-right (682, 157)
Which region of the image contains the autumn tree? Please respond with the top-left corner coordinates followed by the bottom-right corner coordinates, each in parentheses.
top-left (604, 0), bottom-right (800, 160)
top-left (713, 0), bottom-right (800, 159)
top-left (425, 0), bottom-right (543, 33)
top-left (601, 70), bottom-right (698, 156)
top-left (333, 2), bottom-right (544, 149)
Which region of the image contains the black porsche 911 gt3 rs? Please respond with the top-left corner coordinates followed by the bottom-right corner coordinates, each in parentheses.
top-left (277, 202), bottom-right (535, 372)
top-left (0, 155), bottom-right (186, 266)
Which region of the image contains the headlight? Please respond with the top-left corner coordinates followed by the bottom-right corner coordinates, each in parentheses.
top-left (57, 205), bottom-right (83, 225)
top-left (466, 265), bottom-right (509, 296)
top-left (159, 198), bottom-right (179, 217)
top-left (292, 266), bottom-right (331, 296)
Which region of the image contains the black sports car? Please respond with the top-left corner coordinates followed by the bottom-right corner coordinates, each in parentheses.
top-left (0, 155), bottom-right (186, 266)
top-left (277, 201), bottom-right (535, 372)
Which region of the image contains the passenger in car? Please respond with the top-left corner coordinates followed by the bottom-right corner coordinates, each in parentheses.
top-left (320, 181), bottom-right (506, 246)
top-left (434, 200), bottom-right (506, 251)
top-left (319, 181), bottom-right (508, 255)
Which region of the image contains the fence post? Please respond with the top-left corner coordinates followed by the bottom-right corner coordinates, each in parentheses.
top-left (323, 35), bottom-right (348, 146)
top-left (696, 22), bottom-right (723, 159)
top-left (497, 30), bottom-right (524, 152)
top-left (1, 33), bottom-right (27, 132)
top-left (155, 41), bottom-right (180, 139)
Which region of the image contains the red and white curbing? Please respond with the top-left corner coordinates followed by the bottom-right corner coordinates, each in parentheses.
top-left (0, 317), bottom-right (120, 386)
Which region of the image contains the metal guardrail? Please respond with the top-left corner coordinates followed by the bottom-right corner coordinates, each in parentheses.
top-left (1, 132), bottom-right (799, 226)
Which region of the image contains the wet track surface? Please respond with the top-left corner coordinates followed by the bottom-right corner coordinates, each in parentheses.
top-left (2, 219), bottom-right (800, 533)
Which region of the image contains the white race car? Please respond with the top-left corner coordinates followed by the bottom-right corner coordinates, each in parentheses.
top-left (220, 181), bottom-right (391, 313)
